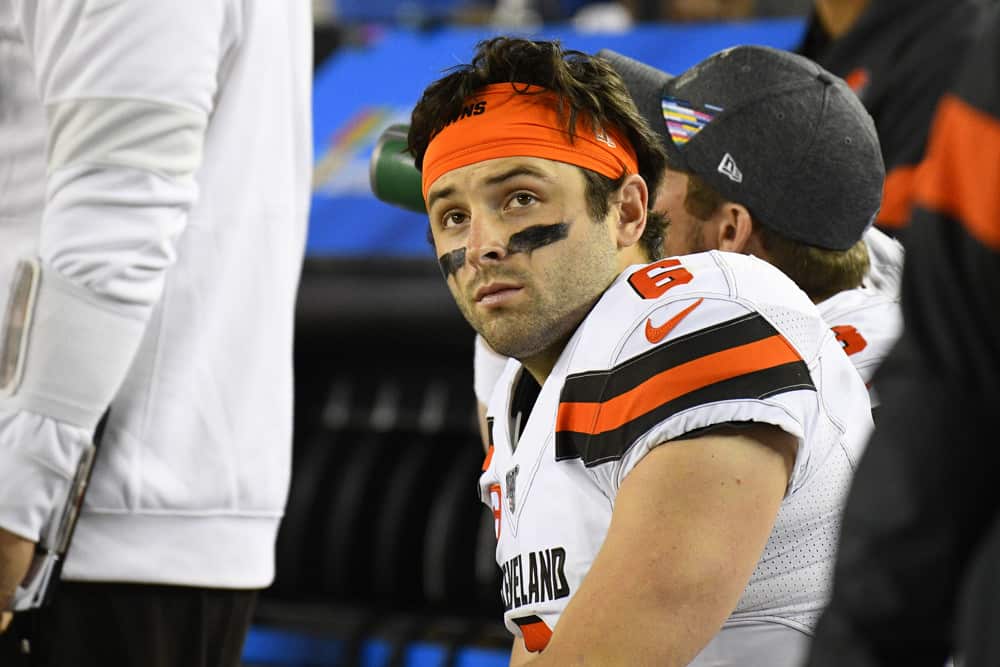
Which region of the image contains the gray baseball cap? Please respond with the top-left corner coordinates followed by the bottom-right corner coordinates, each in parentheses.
top-left (599, 46), bottom-right (885, 251)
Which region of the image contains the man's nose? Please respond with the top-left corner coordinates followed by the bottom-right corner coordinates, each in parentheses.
top-left (466, 210), bottom-right (508, 269)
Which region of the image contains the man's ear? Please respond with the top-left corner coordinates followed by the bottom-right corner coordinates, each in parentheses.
top-left (614, 173), bottom-right (648, 250)
top-left (712, 202), bottom-right (755, 253)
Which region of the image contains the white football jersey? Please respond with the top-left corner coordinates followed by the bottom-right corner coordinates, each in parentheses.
top-left (479, 251), bottom-right (873, 665)
top-left (818, 228), bottom-right (903, 405)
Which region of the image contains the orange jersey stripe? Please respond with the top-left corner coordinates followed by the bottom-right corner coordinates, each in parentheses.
top-left (482, 445), bottom-right (494, 471)
top-left (520, 618), bottom-right (553, 652)
top-left (915, 94), bottom-right (1000, 250)
top-left (556, 334), bottom-right (801, 436)
top-left (877, 164), bottom-right (917, 229)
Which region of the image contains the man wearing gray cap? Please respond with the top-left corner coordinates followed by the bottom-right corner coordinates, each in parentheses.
top-left (599, 45), bottom-right (903, 410)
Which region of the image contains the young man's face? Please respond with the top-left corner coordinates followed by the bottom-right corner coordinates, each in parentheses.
top-left (426, 156), bottom-right (623, 362)
top-left (653, 167), bottom-right (716, 257)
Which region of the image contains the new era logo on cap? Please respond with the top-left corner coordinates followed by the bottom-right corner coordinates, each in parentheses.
top-left (662, 97), bottom-right (722, 146)
top-left (717, 153), bottom-right (743, 183)
top-left (604, 45), bottom-right (883, 251)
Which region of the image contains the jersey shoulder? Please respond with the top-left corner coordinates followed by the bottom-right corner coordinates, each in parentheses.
top-left (572, 251), bottom-right (826, 372)
top-left (555, 252), bottom-right (831, 469)
top-left (820, 231), bottom-right (905, 376)
top-left (862, 227), bottom-right (905, 295)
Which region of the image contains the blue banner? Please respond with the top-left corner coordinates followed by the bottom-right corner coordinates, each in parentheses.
top-left (309, 19), bottom-right (806, 257)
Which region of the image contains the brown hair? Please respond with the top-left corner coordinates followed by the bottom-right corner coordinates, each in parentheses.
top-left (682, 173), bottom-right (869, 301)
top-left (408, 37), bottom-right (667, 261)
top-left (582, 170), bottom-right (667, 261)
top-left (755, 228), bottom-right (869, 303)
top-left (684, 173), bottom-right (726, 221)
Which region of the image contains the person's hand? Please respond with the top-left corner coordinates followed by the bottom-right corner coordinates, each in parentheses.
top-left (0, 527), bottom-right (35, 633)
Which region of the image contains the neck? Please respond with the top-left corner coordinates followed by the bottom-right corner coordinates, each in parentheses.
top-left (521, 335), bottom-right (570, 386)
top-left (521, 265), bottom-right (630, 384)
top-left (618, 246), bottom-right (650, 273)
top-left (814, 0), bottom-right (870, 39)
top-left (520, 293), bottom-right (602, 385)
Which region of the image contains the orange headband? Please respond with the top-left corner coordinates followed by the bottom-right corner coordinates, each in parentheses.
top-left (421, 83), bottom-right (640, 201)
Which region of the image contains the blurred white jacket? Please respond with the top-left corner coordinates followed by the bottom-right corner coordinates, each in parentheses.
top-left (0, 0), bottom-right (312, 588)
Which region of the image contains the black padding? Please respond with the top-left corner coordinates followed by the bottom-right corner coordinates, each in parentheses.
top-left (321, 431), bottom-right (396, 599)
top-left (273, 429), bottom-right (347, 596)
top-left (473, 505), bottom-right (503, 614)
top-left (422, 439), bottom-right (487, 609)
top-left (371, 434), bottom-right (445, 604)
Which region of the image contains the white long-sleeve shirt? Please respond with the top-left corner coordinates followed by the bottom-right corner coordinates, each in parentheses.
top-left (0, 0), bottom-right (311, 588)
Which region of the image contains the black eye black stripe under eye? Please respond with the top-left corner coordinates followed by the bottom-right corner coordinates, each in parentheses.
top-left (436, 221), bottom-right (569, 278)
top-left (506, 222), bottom-right (569, 255)
top-left (438, 247), bottom-right (466, 277)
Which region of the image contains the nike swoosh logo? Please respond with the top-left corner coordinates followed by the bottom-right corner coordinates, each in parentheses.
top-left (645, 298), bottom-right (704, 344)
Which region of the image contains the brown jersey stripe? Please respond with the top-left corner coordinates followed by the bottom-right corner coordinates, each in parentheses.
top-left (560, 311), bottom-right (775, 405)
top-left (486, 416), bottom-right (496, 447)
top-left (557, 333), bottom-right (803, 436)
top-left (555, 361), bottom-right (814, 466)
top-left (914, 94), bottom-right (1000, 251)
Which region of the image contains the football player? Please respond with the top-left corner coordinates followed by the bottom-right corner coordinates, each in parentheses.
top-left (410, 37), bottom-right (876, 665)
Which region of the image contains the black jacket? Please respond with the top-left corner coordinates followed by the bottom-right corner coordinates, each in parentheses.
top-left (799, 0), bottom-right (985, 234)
top-left (807, 6), bottom-right (1000, 665)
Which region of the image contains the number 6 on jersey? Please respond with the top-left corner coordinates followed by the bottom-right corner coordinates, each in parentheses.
top-left (628, 258), bottom-right (694, 300)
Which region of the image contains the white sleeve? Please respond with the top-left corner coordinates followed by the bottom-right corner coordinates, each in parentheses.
top-left (26, 0), bottom-right (233, 306)
top-left (580, 298), bottom-right (816, 494)
top-left (474, 335), bottom-right (511, 406)
top-left (0, 0), bottom-right (235, 541)
top-left (605, 301), bottom-right (858, 498)
top-left (862, 227), bottom-right (904, 294)
top-left (0, 414), bottom-right (90, 541)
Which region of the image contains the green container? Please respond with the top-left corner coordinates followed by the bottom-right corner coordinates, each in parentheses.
top-left (369, 123), bottom-right (426, 214)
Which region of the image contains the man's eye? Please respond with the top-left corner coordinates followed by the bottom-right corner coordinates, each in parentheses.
top-left (509, 192), bottom-right (537, 208)
top-left (442, 211), bottom-right (468, 228)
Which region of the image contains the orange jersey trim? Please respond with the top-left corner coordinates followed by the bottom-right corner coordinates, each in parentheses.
top-left (877, 164), bottom-right (918, 229)
top-left (915, 94), bottom-right (1000, 250)
top-left (518, 618), bottom-right (553, 652)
